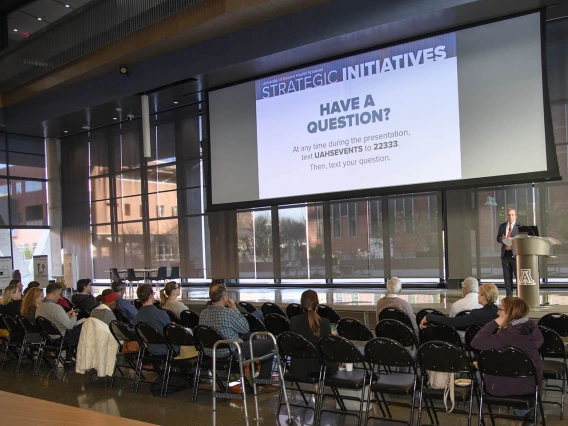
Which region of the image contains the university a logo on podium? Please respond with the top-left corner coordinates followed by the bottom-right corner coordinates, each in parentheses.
top-left (520, 269), bottom-right (536, 285)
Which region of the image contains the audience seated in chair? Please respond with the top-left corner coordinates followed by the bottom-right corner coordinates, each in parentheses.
top-left (133, 284), bottom-right (173, 356)
top-left (420, 283), bottom-right (499, 330)
top-left (76, 315), bottom-right (120, 377)
top-left (20, 287), bottom-right (44, 322)
top-left (376, 277), bottom-right (418, 334)
top-left (0, 282), bottom-right (23, 319)
top-left (36, 282), bottom-right (82, 359)
top-left (289, 290), bottom-right (338, 385)
top-left (199, 283), bottom-right (277, 393)
top-left (450, 277), bottom-right (483, 317)
top-left (472, 296), bottom-right (544, 425)
top-left (72, 278), bottom-right (97, 312)
top-left (23, 281), bottom-right (40, 296)
top-left (90, 290), bottom-right (118, 326)
top-left (56, 282), bottom-right (72, 310)
top-left (112, 280), bottom-right (138, 324)
top-left (159, 282), bottom-right (188, 317)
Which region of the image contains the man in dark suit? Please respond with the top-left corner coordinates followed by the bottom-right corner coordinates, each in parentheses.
top-left (496, 208), bottom-right (523, 297)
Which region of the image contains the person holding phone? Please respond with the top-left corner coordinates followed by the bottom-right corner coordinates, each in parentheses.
top-left (36, 282), bottom-right (82, 358)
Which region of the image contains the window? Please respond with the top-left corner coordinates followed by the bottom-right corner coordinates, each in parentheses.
top-left (316, 205), bottom-right (324, 239)
top-left (124, 204), bottom-right (131, 216)
top-left (172, 206), bottom-right (178, 216)
top-left (25, 205), bottom-right (43, 225)
top-left (348, 202), bottom-right (357, 237)
top-left (332, 203), bottom-right (341, 238)
top-left (158, 205), bottom-right (165, 217)
top-left (15, 182), bottom-right (22, 194)
top-left (24, 181), bottom-right (43, 192)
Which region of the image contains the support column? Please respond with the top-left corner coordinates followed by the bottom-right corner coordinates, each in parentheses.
top-left (46, 138), bottom-right (63, 276)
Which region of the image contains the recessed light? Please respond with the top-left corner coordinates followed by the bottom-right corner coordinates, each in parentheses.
top-left (13, 29), bottom-right (18, 32)
top-left (65, 4), bottom-right (70, 7)
top-left (37, 17), bottom-right (42, 21)
top-left (64, 130), bottom-right (68, 133)
top-left (113, 117), bottom-right (117, 120)
top-left (173, 101), bottom-right (178, 105)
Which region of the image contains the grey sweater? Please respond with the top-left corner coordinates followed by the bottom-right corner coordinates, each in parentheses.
top-left (376, 295), bottom-right (418, 333)
top-left (36, 299), bottom-right (77, 335)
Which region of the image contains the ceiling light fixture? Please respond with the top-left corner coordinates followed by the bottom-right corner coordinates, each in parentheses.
top-left (113, 117), bottom-right (117, 120)
top-left (13, 29), bottom-right (18, 32)
top-left (119, 65), bottom-right (129, 76)
top-left (37, 17), bottom-right (42, 21)
top-left (173, 101), bottom-right (179, 104)
top-left (64, 130), bottom-right (68, 133)
top-left (65, 4), bottom-right (70, 7)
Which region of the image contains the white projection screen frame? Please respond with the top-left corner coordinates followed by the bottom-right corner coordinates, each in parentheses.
top-left (207, 11), bottom-right (558, 211)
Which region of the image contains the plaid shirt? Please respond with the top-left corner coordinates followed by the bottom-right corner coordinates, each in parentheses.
top-left (199, 305), bottom-right (249, 356)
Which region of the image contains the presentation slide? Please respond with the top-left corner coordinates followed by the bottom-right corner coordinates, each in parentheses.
top-left (255, 34), bottom-right (460, 199)
top-left (208, 12), bottom-right (552, 208)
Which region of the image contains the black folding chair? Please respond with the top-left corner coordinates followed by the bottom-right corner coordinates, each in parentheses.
top-left (17, 316), bottom-right (43, 374)
top-left (110, 268), bottom-right (121, 282)
top-left (109, 320), bottom-right (143, 390)
top-left (417, 341), bottom-right (476, 426)
top-left (243, 312), bottom-right (266, 333)
top-left (126, 269), bottom-right (143, 288)
top-left (133, 300), bottom-right (143, 310)
top-left (415, 308), bottom-right (445, 326)
top-left (538, 325), bottom-right (566, 419)
top-left (238, 301), bottom-right (257, 314)
top-left (454, 310), bottom-right (472, 332)
top-left (379, 308), bottom-right (415, 332)
top-left (464, 323), bottom-right (484, 360)
top-left (337, 318), bottom-right (373, 341)
top-left (286, 303), bottom-right (303, 319)
top-left (365, 337), bottom-right (428, 426)
top-left (375, 319), bottom-right (418, 349)
top-left (1, 315), bottom-right (25, 370)
top-left (164, 309), bottom-right (182, 325)
top-left (264, 313), bottom-right (290, 337)
top-left (538, 313), bottom-right (568, 338)
top-left (319, 334), bottom-right (369, 426)
top-left (261, 302), bottom-right (286, 318)
top-left (134, 322), bottom-right (171, 396)
top-left (164, 323), bottom-right (199, 399)
top-left (148, 266), bottom-right (167, 288)
top-left (180, 310), bottom-right (200, 329)
top-left (114, 309), bottom-right (131, 324)
top-left (477, 347), bottom-right (545, 426)
top-left (317, 304), bottom-right (341, 324)
top-left (277, 331), bottom-right (324, 424)
top-left (419, 322), bottom-right (463, 349)
top-left (166, 266), bottom-right (180, 280)
top-left (193, 324), bottom-right (238, 404)
top-left (35, 316), bottom-right (77, 378)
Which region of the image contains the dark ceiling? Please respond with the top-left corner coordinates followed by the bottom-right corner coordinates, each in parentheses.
top-left (3, 0), bottom-right (568, 140)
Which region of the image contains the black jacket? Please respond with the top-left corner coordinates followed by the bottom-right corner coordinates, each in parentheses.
top-left (289, 312), bottom-right (338, 380)
top-left (426, 303), bottom-right (498, 328)
top-left (496, 221), bottom-right (524, 258)
top-left (71, 293), bottom-right (97, 312)
top-left (0, 300), bottom-right (22, 319)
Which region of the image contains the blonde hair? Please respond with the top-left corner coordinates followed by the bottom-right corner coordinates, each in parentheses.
top-left (479, 283), bottom-right (499, 304)
top-left (300, 290), bottom-right (321, 337)
top-left (160, 281), bottom-right (179, 307)
top-left (1, 285), bottom-right (20, 305)
top-left (21, 287), bottom-right (43, 317)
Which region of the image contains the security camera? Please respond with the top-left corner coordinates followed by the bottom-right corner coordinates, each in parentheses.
top-left (127, 114), bottom-right (135, 121)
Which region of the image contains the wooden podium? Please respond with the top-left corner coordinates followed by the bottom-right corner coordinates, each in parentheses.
top-left (504, 234), bottom-right (560, 307)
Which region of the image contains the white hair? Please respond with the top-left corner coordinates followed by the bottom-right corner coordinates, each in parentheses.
top-left (461, 277), bottom-right (479, 294)
top-left (386, 277), bottom-right (402, 295)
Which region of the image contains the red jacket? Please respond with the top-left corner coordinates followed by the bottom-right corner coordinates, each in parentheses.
top-left (472, 319), bottom-right (543, 396)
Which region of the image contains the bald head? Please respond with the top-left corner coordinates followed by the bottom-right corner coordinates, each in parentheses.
top-left (209, 283), bottom-right (227, 303)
